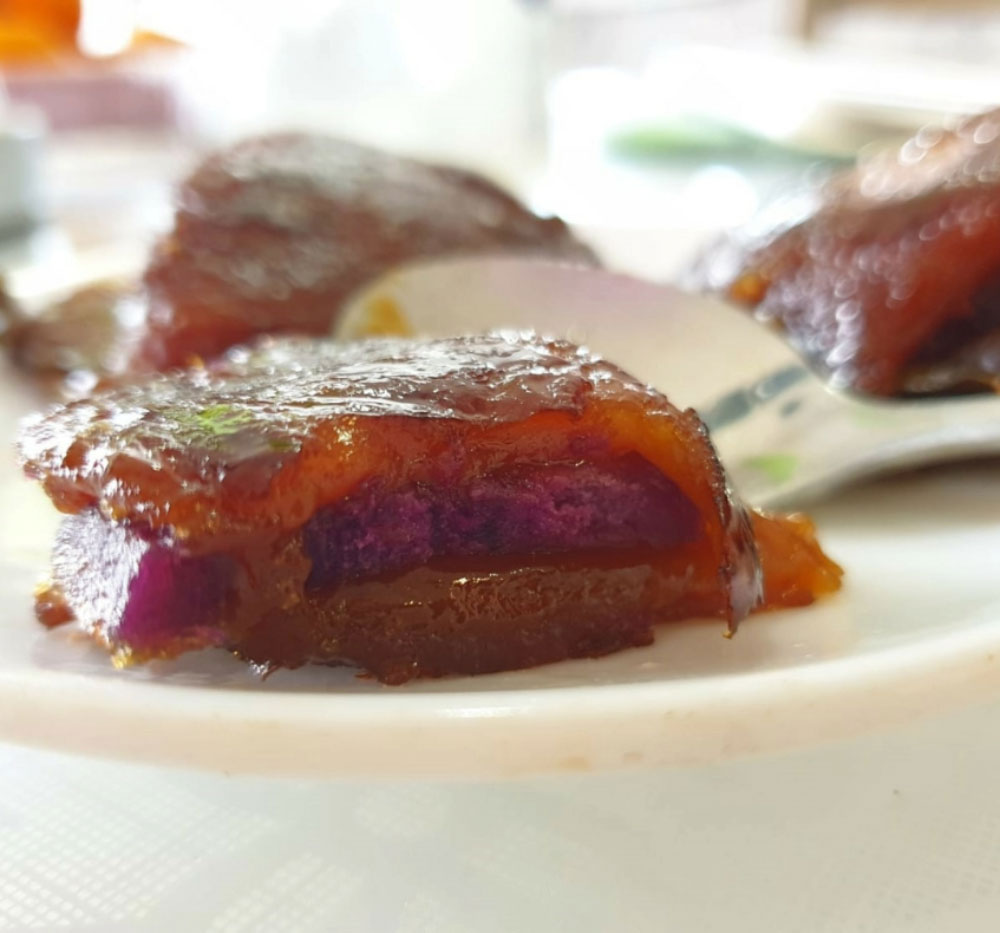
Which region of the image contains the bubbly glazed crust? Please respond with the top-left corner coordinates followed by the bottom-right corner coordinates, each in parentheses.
top-left (21, 332), bottom-right (841, 682)
top-left (2, 134), bottom-right (596, 390)
top-left (138, 134), bottom-right (597, 369)
top-left (18, 333), bottom-right (737, 544)
top-left (692, 108), bottom-right (1000, 396)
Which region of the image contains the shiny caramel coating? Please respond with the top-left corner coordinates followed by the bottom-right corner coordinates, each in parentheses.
top-left (694, 109), bottom-right (1000, 396)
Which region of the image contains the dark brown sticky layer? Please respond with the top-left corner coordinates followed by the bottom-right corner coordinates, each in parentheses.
top-left (46, 508), bottom-right (723, 683)
top-left (237, 560), bottom-right (703, 685)
top-left (43, 503), bottom-right (840, 684)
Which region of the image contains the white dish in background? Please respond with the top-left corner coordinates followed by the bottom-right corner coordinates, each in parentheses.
top-left (1, 270), bottom-right (999, 778)
top-left (0, 103), bottom-right (46, 235)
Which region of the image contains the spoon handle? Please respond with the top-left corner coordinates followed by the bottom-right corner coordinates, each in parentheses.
top-left (705, 366), bottom-right (1000, 508)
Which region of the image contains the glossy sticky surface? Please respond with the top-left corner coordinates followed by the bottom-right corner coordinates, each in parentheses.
top-left (18, 333), bottom-right (728, 540)
top-left (694, 108), bottom-right (1000, 396)
top-left (138, 133), bottom-right (596, 369)
top-left (3, 134), bottom-right (595, 389)
top-left (20, 332), bottom-right (840, 682)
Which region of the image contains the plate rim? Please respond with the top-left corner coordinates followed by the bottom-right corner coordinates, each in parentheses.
top-left (3, 613), bottom-right (1000, 778)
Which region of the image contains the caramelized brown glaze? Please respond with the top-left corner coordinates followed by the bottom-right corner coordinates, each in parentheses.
top-left (139, 135), bottom-right (595, 370)
top-left (4, 134), bottom-right (595, 392)
top-left (693, 108), bottom-right (1000, 396)
top-left (21, 333), bottom-right (841, 682)
top-left (19, 334), bottom-right (755, 598)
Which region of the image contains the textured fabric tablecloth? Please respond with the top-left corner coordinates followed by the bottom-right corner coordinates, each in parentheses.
top-left (3, 693), bottom-right (1000, 932)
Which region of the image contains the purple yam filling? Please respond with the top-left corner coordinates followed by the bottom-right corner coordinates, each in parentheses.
top-left (51, 454), bottom-right (701, 655)
top-left (303, 454), bottom-right (700, 589)
top-left (51, 513), bottom-right (237, 653)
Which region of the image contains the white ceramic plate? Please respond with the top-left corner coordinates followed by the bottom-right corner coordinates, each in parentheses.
top-left (1, 261), bottom-right (999, 779)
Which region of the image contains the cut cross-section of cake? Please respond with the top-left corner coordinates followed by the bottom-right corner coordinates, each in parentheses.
top-left (19, 332), bottom-right (841, 683)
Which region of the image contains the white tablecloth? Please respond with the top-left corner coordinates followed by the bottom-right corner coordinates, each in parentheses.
top-left (3, 693), bottom-right (1000, 932)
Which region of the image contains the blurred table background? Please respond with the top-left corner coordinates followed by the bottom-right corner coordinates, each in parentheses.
top-left (7, 0), bottom-right (1000, 281)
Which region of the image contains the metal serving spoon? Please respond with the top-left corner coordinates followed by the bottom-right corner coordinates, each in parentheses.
top-left (338, 256), bottom-right (1000, 509)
